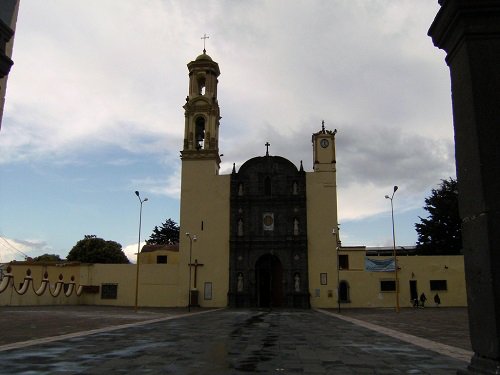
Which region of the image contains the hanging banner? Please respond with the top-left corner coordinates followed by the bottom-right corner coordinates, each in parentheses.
top-left (365, 257), bottom-right (395, 272)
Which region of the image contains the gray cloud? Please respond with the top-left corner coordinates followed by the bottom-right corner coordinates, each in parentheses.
top-left (2, 1), bottom-right (453, 226)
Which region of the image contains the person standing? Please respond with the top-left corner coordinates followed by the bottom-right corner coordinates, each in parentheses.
top-left (419, 293), bottom-right (427, 308)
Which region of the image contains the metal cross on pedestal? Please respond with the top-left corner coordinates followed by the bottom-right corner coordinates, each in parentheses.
top-left (265, 142), bottom-right (270, 156)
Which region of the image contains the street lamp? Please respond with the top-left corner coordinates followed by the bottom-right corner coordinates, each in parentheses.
top-left (134, 191), bottom-right (148, 312)
top-left (333, 226), bottom-right (341, 313)
top-left (186, 232), bottom-right (197, 312)
top-left (385, 185), bottom-right (399, 313)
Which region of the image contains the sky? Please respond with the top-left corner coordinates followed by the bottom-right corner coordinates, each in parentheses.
top-left (0, 1), bottom-right (455, 263)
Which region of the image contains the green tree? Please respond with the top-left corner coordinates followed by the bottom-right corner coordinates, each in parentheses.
top-left (415, 178), bottom-right (462, 255)
top-left (146, 218), bottom-right (180, 245)
top-left (67, 235), bottom-right (129, 263)
top-left (33, 253), bottom-right (62, 262)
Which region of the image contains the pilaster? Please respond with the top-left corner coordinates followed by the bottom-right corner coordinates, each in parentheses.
top-left (429, 1), bottom-right (500, 373)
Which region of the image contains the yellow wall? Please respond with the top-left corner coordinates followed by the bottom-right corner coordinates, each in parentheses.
top-left (306, 170), bottom-right (340, 308)
top-left (0, 263), bottom-right (83, 306)
top-left (335, 249), bottom-right (467, 308)
top-left (1, 252), bottom-right (466, 308)
top-left (79, 264), bottom-right (180, 307)
top-left (178, 159), bottom-right (231, 308)
top-left (1, 262), bottom-right (181, 307)
top-left (139, 249), bottom-right (179, 265)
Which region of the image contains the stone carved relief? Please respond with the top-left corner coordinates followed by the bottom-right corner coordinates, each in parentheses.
top-left (0, 266), bottom-right (84, 297)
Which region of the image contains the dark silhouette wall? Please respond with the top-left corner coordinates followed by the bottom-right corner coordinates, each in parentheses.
top-left (429, 1), bottom-right (500, 373)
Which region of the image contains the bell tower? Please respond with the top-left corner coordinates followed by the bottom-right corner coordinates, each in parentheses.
top-left (178, 48), bottom-right (231, 309)
top-left (181, 49), bottom-right (221, 172)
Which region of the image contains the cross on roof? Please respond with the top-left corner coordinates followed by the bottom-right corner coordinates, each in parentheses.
top-left (265, 142), bottom-right (270, 156)
top-left (201, 33), bottom-right (209, 54)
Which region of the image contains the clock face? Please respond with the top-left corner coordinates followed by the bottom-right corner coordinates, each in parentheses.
top-left (320, 139), bottom-right (329, 148)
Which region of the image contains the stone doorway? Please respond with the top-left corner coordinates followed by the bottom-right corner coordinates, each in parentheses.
top-left (255, 254), bottom-right (283, 308)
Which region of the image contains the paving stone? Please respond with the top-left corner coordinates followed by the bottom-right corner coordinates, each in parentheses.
top-left (0, 307), bottom-right (471, 374)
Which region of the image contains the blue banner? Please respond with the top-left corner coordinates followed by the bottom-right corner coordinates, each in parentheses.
top-left (365, 258), bottom-right (395, 272)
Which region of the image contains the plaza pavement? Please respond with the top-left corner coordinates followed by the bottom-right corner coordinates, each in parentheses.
top-left (0, 305), bottom-right (471, 374)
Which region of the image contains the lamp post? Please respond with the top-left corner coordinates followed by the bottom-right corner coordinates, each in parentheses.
top-left (333, 227), bottom-right (341, 313)
top-left (134, 191), bottom-right (148, 312)
top-left (186, 232), bottom-right (197, 312)
top-left (385, 185), bottom-right (399, 313)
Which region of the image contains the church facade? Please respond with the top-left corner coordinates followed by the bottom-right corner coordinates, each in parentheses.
top-left (178, 51), bottom-right (340, 309)
top-left (0, 51), bottom-right (467, 310)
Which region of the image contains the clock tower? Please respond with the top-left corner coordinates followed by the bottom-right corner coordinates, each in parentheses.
top-left (306, 121), bottom-right (340, 308)
top-left (312, 121), bottom-right (337, 172)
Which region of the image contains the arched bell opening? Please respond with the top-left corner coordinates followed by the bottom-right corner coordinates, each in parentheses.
top-left (195, 117), bottom-right (206, 150)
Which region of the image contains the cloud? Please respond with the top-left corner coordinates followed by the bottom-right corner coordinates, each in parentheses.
top-left (130, 162), bottom-right (181, 199)
top-left (122, 242), bottom-right (145, 264)
top-left (1, 1), bottom-right (454, 255)
top-left (0, 237), bottom-right (52, 262)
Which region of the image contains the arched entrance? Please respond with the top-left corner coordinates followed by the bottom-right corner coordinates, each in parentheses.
top-left (255, 254), bottom-right (283, 308)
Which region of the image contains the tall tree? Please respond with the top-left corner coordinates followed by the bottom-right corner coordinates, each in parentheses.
top-left (67, 235), bottom-right (129, 263)
top-left (146, 218), bottom-right (180, 245)
top-left (415, 178), bottom-right (462, 255)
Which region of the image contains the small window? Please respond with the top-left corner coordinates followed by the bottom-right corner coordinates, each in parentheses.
top-left (430, 280), bottom-right (447, 291)
top-left (380, 280), bottom-right (396, 292)
top-left (338, 254), bottom-right (349, 270)
top-left (157, 255), bottom-right (168, 264)
top-left (101, 283), bottom-right (118, 299)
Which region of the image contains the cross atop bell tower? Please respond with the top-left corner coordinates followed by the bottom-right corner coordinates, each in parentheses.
top-left (181, 48), bottom-right (221, 171)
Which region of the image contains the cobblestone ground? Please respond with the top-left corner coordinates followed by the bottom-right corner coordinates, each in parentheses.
top-left (330, 307), bottom-right (471, 351)
top-left (0, 308), bottom-right (468, 374)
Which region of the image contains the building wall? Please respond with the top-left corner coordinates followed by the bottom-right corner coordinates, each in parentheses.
top-left (336, 249), bottom-right (467, 308)
top-left (306, 170), bottom-right (339, 308)
top-left (0, 0), bottom-right (20, 130)
top-left (0, 253), bottom-right (466, 308)
top-left (0, 262), bottom-right (180, 307)
top-left (0, 263), bottom-right (83, 306)
top-left (80, 264), bottom-right (180, 307)
top-left (139, 249), bottom-right (179, 265)
top-left (178, 159), bottom-right (231, 308)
